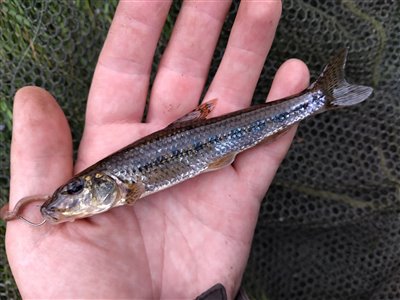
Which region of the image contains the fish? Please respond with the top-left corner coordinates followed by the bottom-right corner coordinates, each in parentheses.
top-left (32, 49), bottom-right (372, 224)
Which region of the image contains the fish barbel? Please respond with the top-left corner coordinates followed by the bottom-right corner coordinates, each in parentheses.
top-left (32, 49), bottom-right (372, 223)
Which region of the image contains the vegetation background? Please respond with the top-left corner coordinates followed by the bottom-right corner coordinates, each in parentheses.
top-left (1, 1), bottom-right (399, 299)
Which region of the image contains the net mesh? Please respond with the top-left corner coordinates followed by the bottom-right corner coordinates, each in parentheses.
top-left (1, 1), bottom-right (399, 299)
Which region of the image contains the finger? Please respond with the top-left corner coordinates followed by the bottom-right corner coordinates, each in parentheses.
top-left (204, 0), bottom-right (282, 116)
top-left (8, 87), bottom-right (73, 211)
top-left (84, 1), bottom-right (171, 127)
top-left (234, 59), bottom-right (310, 198)
top-left (146, 1), bottom-right (231, 124)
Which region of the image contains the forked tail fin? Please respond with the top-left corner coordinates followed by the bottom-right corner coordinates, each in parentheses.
top-left (311, 48), bottom-right (373, 107)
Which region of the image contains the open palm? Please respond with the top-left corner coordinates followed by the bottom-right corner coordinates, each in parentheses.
top-left (6, 1), bottom-right (309, 299)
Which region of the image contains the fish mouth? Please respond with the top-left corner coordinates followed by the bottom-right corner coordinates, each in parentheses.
top-left (40, 205), bottom-right (63, 223)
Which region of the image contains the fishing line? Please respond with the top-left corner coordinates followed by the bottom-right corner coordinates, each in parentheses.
top-left (1, 195), bottom-right (50, 227)
top-left (18, 216), bottom-right (47, 227)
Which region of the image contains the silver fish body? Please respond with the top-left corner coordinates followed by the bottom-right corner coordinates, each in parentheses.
top-left (41, 49), bottom-right (373, 223)
top-left (104, 92), bottom-right (325, 195)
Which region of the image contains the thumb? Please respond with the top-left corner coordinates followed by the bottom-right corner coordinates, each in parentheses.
top-left (8, 86), bottom-right (73, 222)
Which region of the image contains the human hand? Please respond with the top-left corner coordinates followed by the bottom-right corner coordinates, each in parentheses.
top-left (6, 1), bottom-right (309, 298)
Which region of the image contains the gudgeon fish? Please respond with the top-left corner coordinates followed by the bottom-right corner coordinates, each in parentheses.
top-left (2, 49), bottom-right (374, 224)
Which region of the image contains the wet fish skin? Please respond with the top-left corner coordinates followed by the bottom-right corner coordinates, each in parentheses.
top-left (41, 49), bottom-right (373, 223)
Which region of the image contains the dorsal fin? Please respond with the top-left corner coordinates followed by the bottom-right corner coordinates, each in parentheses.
top-left (167, 99), bottom-right (217, 128)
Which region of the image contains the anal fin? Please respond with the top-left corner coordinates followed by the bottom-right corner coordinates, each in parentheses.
top-left (207, 152), bottom-right (237, 171)
top-left (168, 99), bottom-right (217, 128)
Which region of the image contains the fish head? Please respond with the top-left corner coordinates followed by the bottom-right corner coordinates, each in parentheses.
top-left (41, 172), bottom-right (121, 223)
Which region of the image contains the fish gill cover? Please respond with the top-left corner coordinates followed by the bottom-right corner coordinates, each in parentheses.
top-left (0, 1), bottom-right (399, 299)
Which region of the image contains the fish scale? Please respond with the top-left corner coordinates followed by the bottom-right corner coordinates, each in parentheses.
top-left (99, 92), bottom-right (324, 196)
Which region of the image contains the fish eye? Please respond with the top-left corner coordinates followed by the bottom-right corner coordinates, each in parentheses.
top-left (66, 178), bottom-right (85, 195)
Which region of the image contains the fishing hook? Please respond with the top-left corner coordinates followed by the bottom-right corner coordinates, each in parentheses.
top-left (18, 216), bottom-right (47, 227)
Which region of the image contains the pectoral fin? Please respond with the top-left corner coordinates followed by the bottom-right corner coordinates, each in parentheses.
top-left (168, 99), bottom-right (217, 128)
top-left (124, 182), bottom-right (145, 205)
